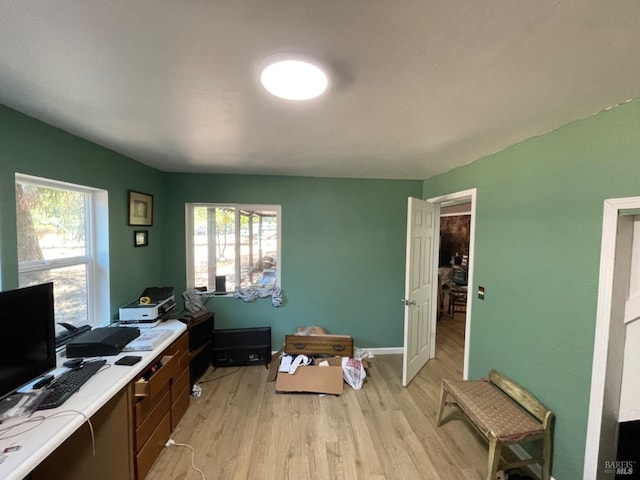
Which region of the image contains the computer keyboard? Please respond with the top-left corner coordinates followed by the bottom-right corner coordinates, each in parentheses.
top-left (36, 359), bottom-right (107, 410)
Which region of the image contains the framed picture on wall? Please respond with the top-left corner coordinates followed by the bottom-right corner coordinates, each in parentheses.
top-left (128, 190), bottom-right (153, 226)
top-left (134, 230), bottom-right (148, 247)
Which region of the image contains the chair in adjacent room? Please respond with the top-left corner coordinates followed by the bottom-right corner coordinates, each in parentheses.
top-left (448, 286), bottom-right (467, 316)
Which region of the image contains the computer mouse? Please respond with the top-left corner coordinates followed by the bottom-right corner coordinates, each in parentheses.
top-left (63, 358), bottom-right (84, 369)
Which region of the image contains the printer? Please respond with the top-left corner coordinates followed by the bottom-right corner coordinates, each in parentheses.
top-left (119, 287), bottom-right (176, 325)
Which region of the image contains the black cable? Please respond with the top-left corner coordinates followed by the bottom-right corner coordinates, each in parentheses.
top-left (198, 367), bottom-right (241, 384)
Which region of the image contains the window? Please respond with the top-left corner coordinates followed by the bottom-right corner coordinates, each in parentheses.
top-left (186, 204), bottom-right (281, 293)
top-left (15, 174), bottom-right (109, 328)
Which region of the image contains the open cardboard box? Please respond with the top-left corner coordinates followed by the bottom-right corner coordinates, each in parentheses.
top-left (274, 356), bottom-right (345, 395)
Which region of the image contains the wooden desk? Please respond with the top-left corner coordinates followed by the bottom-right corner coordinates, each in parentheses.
top-left (0, 320), bottom-right (187, 480)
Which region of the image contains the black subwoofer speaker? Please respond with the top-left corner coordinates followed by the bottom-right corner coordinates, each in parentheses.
top-left (212, 327), bottom-right (271, 368)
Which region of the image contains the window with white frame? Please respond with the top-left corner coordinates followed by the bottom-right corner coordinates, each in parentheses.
top-left (186, 204), bottom-right (281, 293)
top-left (15, 174), bottom-right (109, 328)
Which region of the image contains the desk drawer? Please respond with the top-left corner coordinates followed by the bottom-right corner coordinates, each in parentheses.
top-left (171, 366), bottom-right (190, 401)
top-left (135, 355), bottom-right (175, 400)
top-left (136, 411), bottom-right (171, 480)
top-left (135, 383), bottom-right (169, 428)
top-left (170, 331), bottom-right (189, 356)
top-left (135, 389), bottom-right (170, 450)
top-left (176, 349), bottom-right (190, 373)
top-left (171, 384), bottom-right (190, 430)
top-left (284, 334), bottom-right (353, 357)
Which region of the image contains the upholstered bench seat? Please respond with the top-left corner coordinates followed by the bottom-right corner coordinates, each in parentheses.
top-left (437, 370), bottom-right (554, 480)
top-left (443, 378), bottom-right (544, 442)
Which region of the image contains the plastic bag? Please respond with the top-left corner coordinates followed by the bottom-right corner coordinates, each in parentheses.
top-left (354, 347), bottom-right (374, 360)
top-left (341, 357), bottom-right (366, 390)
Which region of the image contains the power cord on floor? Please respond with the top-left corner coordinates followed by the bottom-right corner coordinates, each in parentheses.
top-left (165, 438), bottom-right (206, 480)
top-left (197, 367), bottom-right (240, 384)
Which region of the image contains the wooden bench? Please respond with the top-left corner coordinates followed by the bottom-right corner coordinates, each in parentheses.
top-left (436, 369), bottom-right (554, 480)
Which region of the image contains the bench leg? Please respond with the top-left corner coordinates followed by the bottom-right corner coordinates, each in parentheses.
top-left (542, 428), bottom-right (552, 480)
top-left (487, 437), bottom-right (502, 480)
top-left (436, 381), bottom-right (448, 426)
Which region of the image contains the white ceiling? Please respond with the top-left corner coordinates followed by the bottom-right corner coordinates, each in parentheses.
top-left (1, 1), bottom-right (639, 180)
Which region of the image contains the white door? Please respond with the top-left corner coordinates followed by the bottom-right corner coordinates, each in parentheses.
top-left (402, 197), bottom-right (438, 386)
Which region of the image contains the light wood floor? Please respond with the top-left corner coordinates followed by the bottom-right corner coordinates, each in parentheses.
top-left (148, 314), bottom-right (491, 480)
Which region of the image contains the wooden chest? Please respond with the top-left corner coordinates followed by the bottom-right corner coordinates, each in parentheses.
top-left (284, 334), bottom-right (353, 357)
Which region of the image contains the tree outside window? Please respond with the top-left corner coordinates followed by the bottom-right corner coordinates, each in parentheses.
top-left (15, 175), bottom-right (107, 327)
top-left (188, 204), bottom-right (281, 292)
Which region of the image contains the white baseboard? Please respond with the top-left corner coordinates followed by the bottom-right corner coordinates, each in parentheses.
top-left (364, 347), bottom-right (403, 355)
top-left (271, 347), bottom-right (404, 356)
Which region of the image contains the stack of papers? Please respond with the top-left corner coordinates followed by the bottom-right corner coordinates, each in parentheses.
top-left (122, 329), bottom-right (172, 351)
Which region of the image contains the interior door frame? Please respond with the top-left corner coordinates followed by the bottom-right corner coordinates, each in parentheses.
top-left (584, 196), bottom-right (640, 479)
top-left (426, 188), bottom-right (477, 379)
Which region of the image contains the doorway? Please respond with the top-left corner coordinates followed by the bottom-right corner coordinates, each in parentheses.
top-left (427, 188), bottom-right (476, 380)
top-left (585, 197), bottom-right (640, 479)
top-left (437, 204), bottom-right (471, 377)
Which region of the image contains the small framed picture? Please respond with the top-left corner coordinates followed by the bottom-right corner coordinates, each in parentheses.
top-left (128, 190), bottom-right (153, 226)
top-left (134, 230), bottom-right (148, 247)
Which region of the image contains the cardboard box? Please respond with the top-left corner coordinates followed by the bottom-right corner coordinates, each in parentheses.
top-left (266, 348), bottom-right (283, 382)
top-left (275, 356), bottom-right (344, 395)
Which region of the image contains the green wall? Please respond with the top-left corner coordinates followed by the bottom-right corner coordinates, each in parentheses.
top-left (0, 104), bottom-right (422, 348)
top-left (162, 174), bottom-right (422, 347)
top-left (423, 98), bottom-right (640, 479)
top-left (0, 104), bottom-right (166, 318)
top-left (7, 92), bottom-right (638, 477)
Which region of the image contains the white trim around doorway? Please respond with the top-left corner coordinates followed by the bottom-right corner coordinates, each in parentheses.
top-left (584, 196), bottom-right (640, 479)
top-left (426, 188), bottom-right (477, 380)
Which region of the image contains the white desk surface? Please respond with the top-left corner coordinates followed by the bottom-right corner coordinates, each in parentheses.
top-left (0, 320), bottom-right (187, 480)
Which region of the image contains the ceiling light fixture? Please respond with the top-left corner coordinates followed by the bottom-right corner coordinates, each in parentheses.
top-left (260, 56), bottom-right (329, 101)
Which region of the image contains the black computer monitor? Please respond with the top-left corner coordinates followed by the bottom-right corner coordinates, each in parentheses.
top-left (0, 282), bottom-right (56, 400)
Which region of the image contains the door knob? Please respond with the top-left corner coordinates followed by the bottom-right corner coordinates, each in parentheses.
top-left (402, 298), bottom-right (417, 306)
